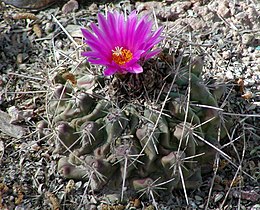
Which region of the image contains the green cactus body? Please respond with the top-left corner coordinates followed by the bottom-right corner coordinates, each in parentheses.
top-left (54, 101), bottom-right (81, 122)
top-left (53, 122), bottom-right (79, 154)
top-left (76, 93), bottom-right (95, 114)
top-left (191, 56), bottom-right (204, 77)
top-left (46, 52), bottom-right (233, 197)
top-left (168, 98), bottom-right (201, 125)
top-left (126, 106), bottom-right (140, 135)
top-left (71, 100), bottom-right (111, 128)
top-left (161, 152), bottom-right (181, 187)
top-left (58, 157), bottom-right (89, 180)
top-left (136, 123), bottom-right (159, 174)
top-left (173, 123), bottom-right (196, 168)
top-left (73, 121), bottom-right (105, 156)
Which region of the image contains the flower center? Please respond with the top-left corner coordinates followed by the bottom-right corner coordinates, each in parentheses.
top-left (112, 46), bottom-right (133, 65)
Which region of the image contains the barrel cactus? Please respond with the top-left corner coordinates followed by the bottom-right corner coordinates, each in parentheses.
top-left (39, 10), bottom-right (233, 201)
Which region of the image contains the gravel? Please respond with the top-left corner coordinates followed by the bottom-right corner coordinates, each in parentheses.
top-left (0, 0), bottom-right (259, 209)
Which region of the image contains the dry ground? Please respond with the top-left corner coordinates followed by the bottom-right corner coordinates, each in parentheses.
top-left (0, 0), bottom-right (260, 209)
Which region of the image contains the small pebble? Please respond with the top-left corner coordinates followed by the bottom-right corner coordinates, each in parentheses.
top-left (199, 204), bottom-right (205, 208)
top-left (217, 2), bottom-right (230, 18)
top-left (242, 33), bottom-right (254, 45)
top-left (247, 46), bottom-right (254, 53)
top-left (226, 70), bottom-right (234, 79)
top-left (17, 53), bottom-right (23, 64)
top-left (244, 79), bottom-right (255, 86)
top-left (214, 192), bottom-right (224, 202)
top-left (62, 0), bottom-right (79, 14)
top-left (222, 50), bottom-right (231, 59)
top-left (55, 40), bottom-right (63, 48)
top-left (217, 39), bottom-right (225, 48)
top-left (44, 22), bottom-right (54, 34)
top-left (195, 195), bottom-right (203, 201)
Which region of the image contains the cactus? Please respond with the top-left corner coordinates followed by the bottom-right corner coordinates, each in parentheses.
top-left (41, 53), bottom-right (233, 200)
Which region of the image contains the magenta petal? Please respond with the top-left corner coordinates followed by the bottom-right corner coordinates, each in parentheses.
top-left (81, 10), bottom-right (164, 76)
top-left (133, 19), bottom-right (152, 44)
top-left (107, 12), bottom-right (119, 43)
top-left (143, 49), bottom-right (161, 60)
top-left (117, 13), bottom-right (125, 44)
top-left (127, 50), bottom-right (144, 66)
top-left (86, 40), bottom-right (111, 56)
top-left (81, 28), bottom-right (98, 42)
top-left (82, 51), bottom-right (100, 57)
top-left (81, 52), bottom-right (91, 57)
top-left (143, 27), bottom-right (164, 50)
top-left (90, 23), bottom-right (112, 49)
top-left (88, 58), bottom-right (109, 65)
top-left (104, 66), bottom-right (118, 76)
top-left (125, 13), bottom-right (138, 47)
top-left (127, 63), bottom-right (143, 74)
top-left (98, 13), bottom-right (109, 34)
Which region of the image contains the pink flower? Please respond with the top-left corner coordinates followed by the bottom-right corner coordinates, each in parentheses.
top-left (81, 11), bottom-right (163, 76)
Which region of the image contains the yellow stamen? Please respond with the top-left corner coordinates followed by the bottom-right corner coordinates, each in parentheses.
top-left (112, 46), bottom-right (133, 65)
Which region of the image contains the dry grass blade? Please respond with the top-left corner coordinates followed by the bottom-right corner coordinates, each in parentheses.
top-left (52, 15), bottom-right (79, 48)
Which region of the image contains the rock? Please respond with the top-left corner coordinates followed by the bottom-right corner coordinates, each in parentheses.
top-left (185, 17), bottom-right (207, 30)
top-left (247, 6), bottom-right (258, 22)
top-left (214, 192), bottom-right (224, 202)
top-left (65, 24), bottom-right (83, 38)
top-left (62, 0), bottom-right (79, 14)
top-left (156, 10), bottom-right (179, 21)
top-left (217, 1), bottom-right (230, 18)
top-left (44, 22), bottom-right (54, 34)
top-left (193, 5), bottom-right (207, 16)
top-left (0, 110), bottom-right (24, 139)
top-left (222, 50), bottom-right (231, 59)
top-left (2, 0), bottom-right (56, 10)
top-left (195, 195), bottom-right (203, 201)
top-left (242, 33), bottom-right (255, 45)
top-left (226, 70), bottom-right (234, 80)
top-left (170, 1), bottom-right (192, 14)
